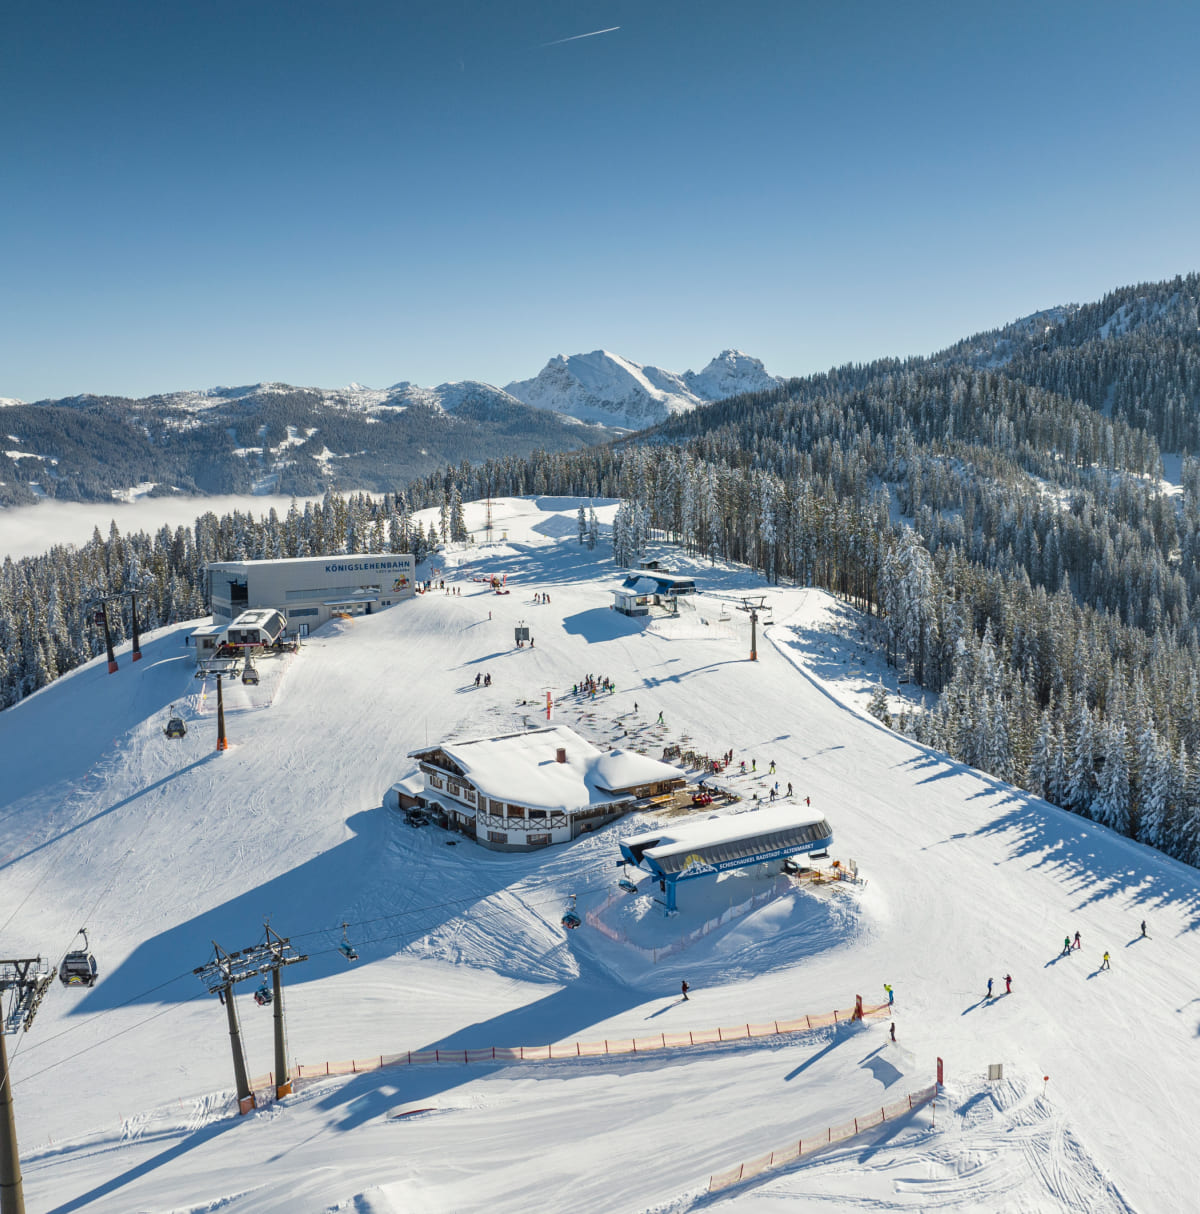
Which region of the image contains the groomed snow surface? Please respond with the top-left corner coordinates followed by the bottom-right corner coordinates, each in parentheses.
top-left (0, 496), bottom-right (1191, 1213)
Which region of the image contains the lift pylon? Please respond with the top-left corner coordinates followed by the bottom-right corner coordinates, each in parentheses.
top-left (1, 955), bottom-right (53, 1214)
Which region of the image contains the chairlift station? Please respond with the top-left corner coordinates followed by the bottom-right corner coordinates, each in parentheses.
top-left (207, 554), bottom-right (416, 635)
top-left (620, 804), bottom-right (834, 912)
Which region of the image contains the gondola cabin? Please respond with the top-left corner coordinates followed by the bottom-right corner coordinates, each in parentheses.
top-left (226, 609), bottom-right (286, 650)
top-left (59, 928), bottom-right (98, 987)
top-left (164, 706), bottom-right (187, 738)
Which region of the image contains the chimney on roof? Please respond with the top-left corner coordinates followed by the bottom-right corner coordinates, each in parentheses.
top-left (556, 747), bottom-right (567, 764)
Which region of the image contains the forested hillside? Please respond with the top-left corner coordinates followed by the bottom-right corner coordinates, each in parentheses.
top-left (6, 274), bottom-right (1200, 869)
top-left (0, 386), bottom-right (611, 505)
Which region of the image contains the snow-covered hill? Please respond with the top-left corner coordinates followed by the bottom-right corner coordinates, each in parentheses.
top-left (505, 348), bottom-right (780, 428)
top-left (1, 496), bottom-right (1192, 1212)
top-left (150, 377), bottom-right (532, 418)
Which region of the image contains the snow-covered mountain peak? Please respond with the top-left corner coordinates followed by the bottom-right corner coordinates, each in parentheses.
top-left (506, 348), bottom-right (780, 429)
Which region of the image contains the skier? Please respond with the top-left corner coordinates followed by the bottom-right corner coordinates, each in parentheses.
top-left (752, 759), bottom-right (756, 772)
top-left (884, 983), bottom-right (894, 1006)
top-left (1140, 919), bottom-right (1148, 938)
top-left (769, 760), bottom-right (776, 774)
top-left (634, 701), bottom-right (638, 714)
top-left (787, 782), bottom-right (793, 798)
top-left (657, 711), bottom-right (664, 725)
top-left (1061, 936), bottom-right (1072, 957)
top-left (739, 760), bottom-right (747, 774)
top-left (986, 977), bottom-right (994, 999)
top-left (769, 786), bottom-right (776, 802)
top-left (1100, 951), bottom-right (1111, 970)
top-left (1005, 974), bottom-right (1012, 994)
top-left (1073, 930), bottom-right (1082, 950)
top-left (474, 672), bottom-right (481, 687)
top-left (889, 1022), bottom-right (896, 1043)
top-left (681, 979), bottom-right (689, 1001)
top-left (804, 796), bottom-right (810, 806)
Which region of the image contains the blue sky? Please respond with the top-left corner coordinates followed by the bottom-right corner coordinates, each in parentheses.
top-left (3, 0), bottom-right (1199, 401)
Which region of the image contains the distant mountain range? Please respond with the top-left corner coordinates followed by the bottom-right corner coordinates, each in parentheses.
top-left (0, 349), bottom-right (779, 506)
top-left (505, 349), bottom-right (780, 428)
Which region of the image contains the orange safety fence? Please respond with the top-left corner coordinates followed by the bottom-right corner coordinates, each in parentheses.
top-left (262, 1000), bottom-right (889, 1085)
top-left (706, 1083), bottom-right (938, 1193)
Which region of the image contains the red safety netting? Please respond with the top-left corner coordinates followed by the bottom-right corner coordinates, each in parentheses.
top-left (707, 1083), bottom-right (938, 1193)
top-left (285, 999), bottom-right (891, 1082)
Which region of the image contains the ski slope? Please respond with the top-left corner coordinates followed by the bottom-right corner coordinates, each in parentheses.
top-left (1, 496), bottom-right (1195, 1213)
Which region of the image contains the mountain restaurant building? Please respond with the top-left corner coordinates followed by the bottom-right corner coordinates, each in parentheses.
top-left (403, 726), bottom-right (687, 852)
top-left (207, 554), bottom-right (415, 634)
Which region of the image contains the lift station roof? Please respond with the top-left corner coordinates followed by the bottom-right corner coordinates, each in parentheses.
top-left (620, 804), bottom-right (833, 879)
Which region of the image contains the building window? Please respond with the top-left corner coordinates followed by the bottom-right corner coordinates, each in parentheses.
top-left (288, 607), bottom-right (319, 618)
top-left (527, 833), bottom-right (551, 846)
top-left (447, 781), bottom-right (460, 796)
top-left (506, 805), bottom-right (524, 818)
top-left (528, 809), bottom-right (546, 820)
top-left (464, 789), bottom-right (476, 803)
top-left (429, 775), bottom-right (443, 789)
top-left (487, 831), bottom-right (508, 844)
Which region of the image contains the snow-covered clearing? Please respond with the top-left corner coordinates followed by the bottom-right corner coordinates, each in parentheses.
top-left (0, 496), bottom-right (1194, 1212)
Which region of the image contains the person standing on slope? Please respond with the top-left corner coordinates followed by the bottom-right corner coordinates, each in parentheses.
top-left (1073, 930), bottom-right (1082, 950)
top-left (1100, 952), bottom-right (1111, 970)
top-left (1005, 974), bottom-right (1012, 994)
top-left (1061, 936), bottom-right (1072, 957)
top-left (1140, 919), bottom-right (1148, 938)
top-left (681, 979), bottom-right (690, 1001)
top-left (986, 977), bottom-right (994, 999)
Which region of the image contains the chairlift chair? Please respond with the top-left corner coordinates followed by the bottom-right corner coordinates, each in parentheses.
top-left (59, 927), bottom-right (99, 988)
top-left (242, 658), bottom-right (260, 686)
top-left (618, 878), bottom-right (638, 894)
top-left (339, 922), bottom-right (359, 962)
top-left (163, 704), bottom-right (187, 738)
top-left (253, 980), bottom-right (273, 1006)
top-left (561, 893), bottom-right (581, 929)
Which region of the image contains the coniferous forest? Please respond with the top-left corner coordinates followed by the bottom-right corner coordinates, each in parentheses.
top-left (6, 274), bottom-right (1200, 868)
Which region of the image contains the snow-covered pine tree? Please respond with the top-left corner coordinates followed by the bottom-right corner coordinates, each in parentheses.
top-left (867, 683), bottom-right (891, 728)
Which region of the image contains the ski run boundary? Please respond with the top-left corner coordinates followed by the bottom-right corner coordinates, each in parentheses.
top-left (706, 1081), bottom-right (939, 1193)
top-left (244, 999), bottom-right (892, 1091)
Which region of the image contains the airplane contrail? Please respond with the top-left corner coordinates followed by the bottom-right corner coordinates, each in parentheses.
top-left (542, 25), bottom-right (620, 47)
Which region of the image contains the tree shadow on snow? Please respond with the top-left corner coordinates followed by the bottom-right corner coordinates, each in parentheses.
top-left (970, 784), bottom-right (1200, 932)
top-left (73, 808), bottom-right (471, 1013)
top-left (46, 1116), bottom-right (239, 1214)
top-left (302, 958), bottom-right (643, 1129)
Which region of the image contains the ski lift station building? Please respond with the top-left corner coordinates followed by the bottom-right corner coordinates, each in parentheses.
top-left (398, 726), bottom-right (688, 851)
top-left (619, 804), bottom-right (834, 911)
top-left (611, 570), bottom-right (698, 617)
top-left (206, 554), bottom-right (416, 634)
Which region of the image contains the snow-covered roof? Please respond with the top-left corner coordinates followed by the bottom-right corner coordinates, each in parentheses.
top-left (621, 804), bottom-right (832, 876)
top-left (408, 726), bottom-right (685, 813)
top-left (619, 573), bottom-right (697, 597)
